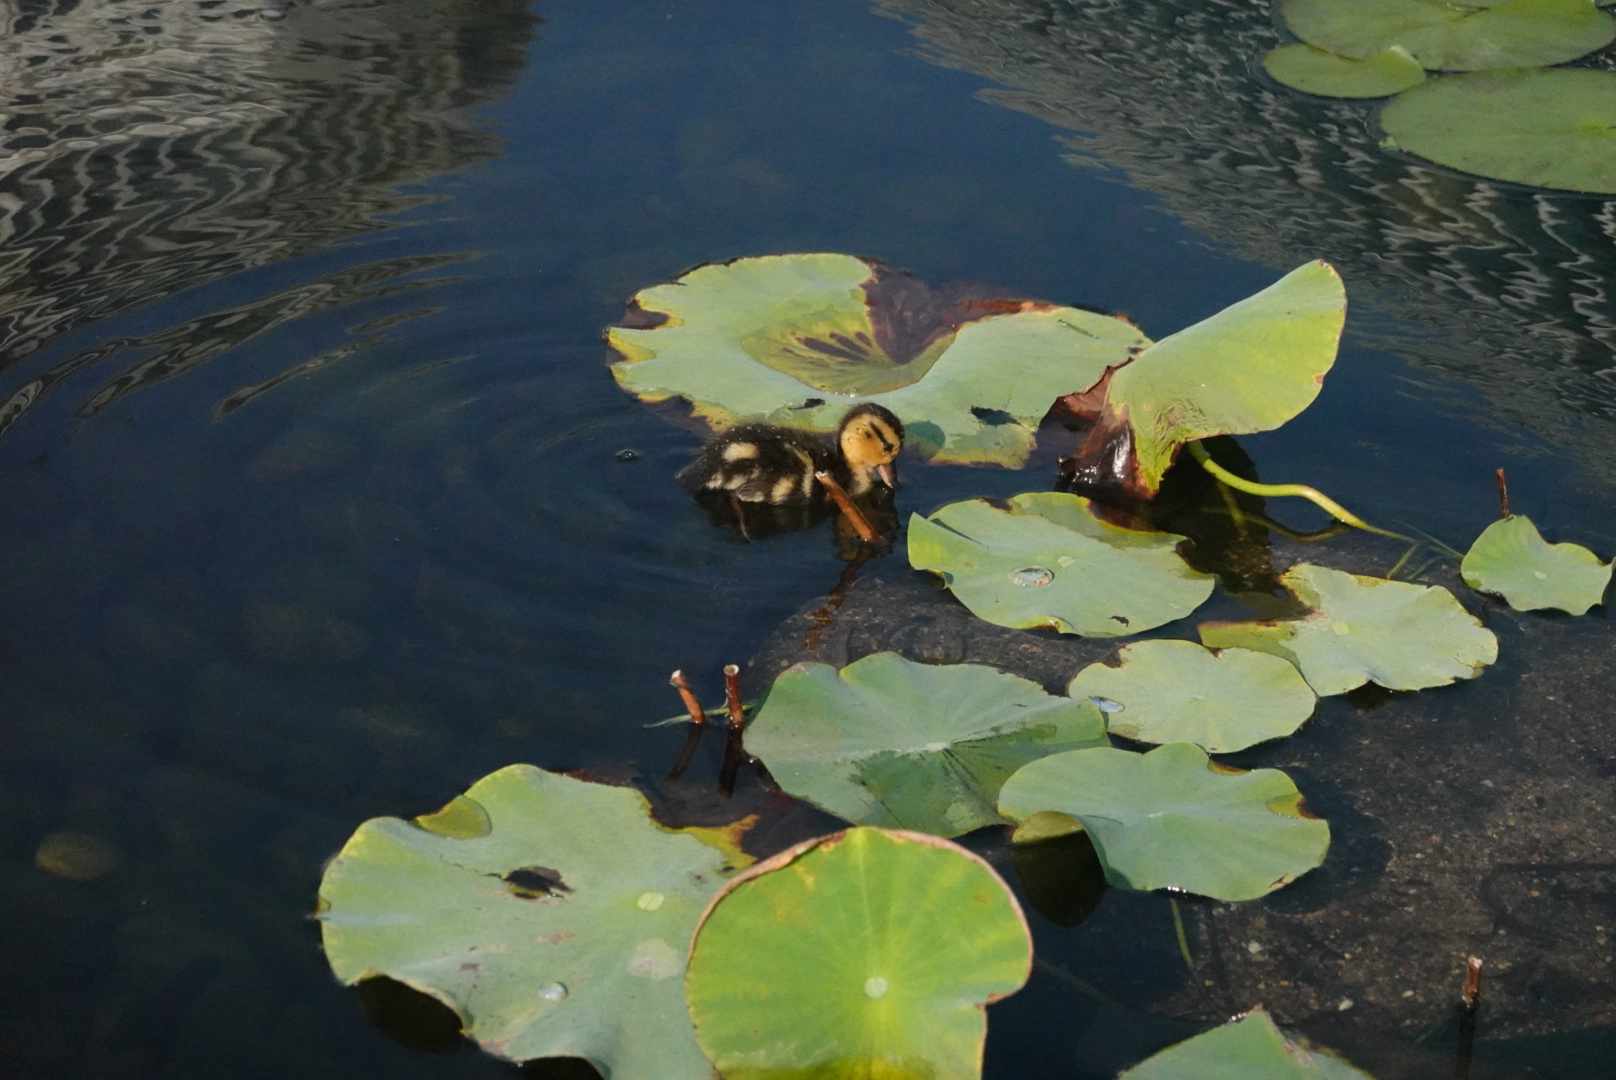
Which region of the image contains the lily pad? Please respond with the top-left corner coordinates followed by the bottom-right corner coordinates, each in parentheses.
top-left (745, 652), bottom-right (1108, 838)
top-left (1281, 0), bottom-right (1615, 70)
top-left (997, 743), bottom-right (1329, 901)
top-left (907, 491), bottom-right (1216, 636)
top-left (1119, 1008), bottom-right (1375, 1079)
top-left (1060, 261), bottom-right (1344, 498)
top-left (1262, 44), bottom-right (1426, 98)
top-left (685, 826), bottom-right (1032, 1080)
top-left (1381, 68), bottom-right (1616, 194)
top-left (1461, 514), bottom-right (1612, 614)
top-left (317, 765), bottom-right (749, 1078)
top-left (1069, 639), bottom-right (1316, 753)
top-left (1198, 564), bottom-right (1498, 697)
top-left (607, 253), bottom-right (1147, 467)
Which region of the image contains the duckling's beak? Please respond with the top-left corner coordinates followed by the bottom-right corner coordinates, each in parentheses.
top-left (876, 462), bottom-right (897, 489)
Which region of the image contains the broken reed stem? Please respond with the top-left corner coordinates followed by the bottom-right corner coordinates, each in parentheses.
top-left (815, 471), bottom-right (881, 543)
top-left (718, 664), bottom-right (747, 797)
top-left (1495, 468), bottom-right (1511, 520)
top-left (1188, 443), bottom-right (1412, 543)
top-left (665, 669), bottom-right (708, 782)
top-left (1454, 955), bottom-right (1483, 1080)
top-left (669, 670), bottom-right (707, 726)
top-left (1461, 955), bottom-right (1483, 1011)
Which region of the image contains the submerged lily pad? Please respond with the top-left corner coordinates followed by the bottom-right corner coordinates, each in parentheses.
top-left (1461, 514), bottom-right (1612, 614)
top-left (745, 652), bottom-right (1108, 838)
top-left (685, 827), bottom-right (1032, 1080)
top-left (907, 492), bottom-right (1215, 636)
top-left (997, 743), bottom-right (1329, 901)
top-left (318, 765), bottom-right (748, 1079)
top-left (1199, 564), bottom-right (1498, 697)
top-left (607, 253), bottom-right (1147, 467)
top-left (1381, 69), bottom-right (1616, 194)
top-left (1119, 1008), bottom-right (1375, 1079)
top-left (1069, 639), bottom-right (1316, 753)
top-left (1282, 0), bottom-right (1615, 70)
top-left (1262, 44), bottom-right (1426, 98)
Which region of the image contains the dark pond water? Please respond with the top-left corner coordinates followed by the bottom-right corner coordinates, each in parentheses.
top-left (3, 1), bottom-right (1615, 1078)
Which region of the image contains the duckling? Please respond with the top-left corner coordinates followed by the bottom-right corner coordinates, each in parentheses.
top-left (677, 404), bottom-right (905, 505)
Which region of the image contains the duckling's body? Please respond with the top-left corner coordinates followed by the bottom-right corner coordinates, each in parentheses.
top-left (678, 404), bottom-right (904, 505)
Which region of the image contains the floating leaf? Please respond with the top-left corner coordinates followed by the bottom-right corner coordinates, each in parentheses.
top-left (318, 765), bottom-right (748, 1079)
top-left (607, 253), bottom-right (1147, 467)
top-left (1381, 69), bottom-right (1616, 194)
top-left (1461, 514), bottom-right (1611, 614)
top-left (1119, 1008), bottom-right (1376, 1079)
top-left (998, 743), bottom-right (1329, 901)
top-left (745, 652), bottom-right (1107, 838)
top-left (1199, 564), bottom-right (1497, 697)
top-left (1262, 44), bottom-right (1426, 98)
top-left (1069, 639), bottom-right (1316, 753)
top-left (685, 826), bottom-right (1031, 1080)
top-left (907, 492), bottom-right (1215, 636)
top-left (1281, 0), bottom-right (1615, 70)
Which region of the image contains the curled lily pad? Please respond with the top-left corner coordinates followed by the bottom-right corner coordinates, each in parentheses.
top-left (907, 492), bottom-right (1215, 636)
top-left (1069, 639), bottom-right (1316, 753)
top-left (1199, 564), bottom-right (1498, 697)
top-left (745, 652), bottom-right (1108, 838)
top-left (607, 253), bottom-right (1147, 467)
top-left (1461, 514), bottom-right (1612, 614)
top-left (1119, 1008), bottom-right (1375, 1079)
top-left (317, 766), bottom-right (750, 1078)
top-left (997, 743), bottom-right (1329, 901)
top-left (1262, 44), bottom-right (1426, 98)
top-left (1382, 69), bottom-right (1616, 194)
top-left (685, 826), bottom-right (1032, 1080)
top-left (1281, 0), bottom-right (1615, 70)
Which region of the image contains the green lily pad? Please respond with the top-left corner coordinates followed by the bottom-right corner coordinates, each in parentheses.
top-left (1119, 1008), bottom-right (1376, 1079)
top-left (997, 743), bottom-right (1329, 901)
top-left (607, 253), bottom-right (1147, 467)
top-left (1061, 261), bottom-right (1344, 498)
top-left (318, 765), bottom-right (750, 1078)
top-left (745, 652), bottom-right (1108, 838)
top-left (685, 826), bottom-right (1032, 1080)
top-left (1381, 68), bottom-right (1616, 194)
top-left (1262, 44), bottom-right (1426, 98)
top-left (1069, 639), bottom-right (1316, 753)
top-left (1199, 564), bottom-right (1498, 697)
top-left (907, 492), bottom-right (1216, 636)
top-left (1461, 514), bottom-right (1612, 614)
top-left (1281, 0), bottom-right (1615, 70)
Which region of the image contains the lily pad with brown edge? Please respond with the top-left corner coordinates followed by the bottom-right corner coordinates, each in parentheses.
top-left (907, 491), bottom-right (1216, 637)
top-left (1262, 44), bottom-right (1426, 99)
top-left (1198, 564), bottom-right (1498, 697)
top-left (1058, 261), bottom-right (1345, 499)
top-left (684, 826), bottom-right (1032, 1080)
top-left (317, 765), bottom-right (753, 1079)
top-left (606, 252), bottom-right (1148, 467)
top-left (1461, 514), bottom-right (1612, 614)
top-left (743, 651), bottom-right (1108, 838)
top-left (1118, 1007), bottom-right (1376, 1079)
top-left (1281, 0), bottom-right (1615, 71)
top-left (997, 743), bottom-right (1330, 901)
top-left (1381, 68), bottom-right (1616, 194)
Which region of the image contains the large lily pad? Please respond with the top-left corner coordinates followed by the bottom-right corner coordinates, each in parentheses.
top-left (907, 492), bottom-right (1216, 636)
top-left (745, 652), bottom-right (1108, 838)
top-left (1119, 1008), bottom-right (1375, 1079)
top-left (1060, 261), bottom-right (1344, 498)
top-left (1281, 0), bottom-right (1615, 70)
top-left (685, 826), bottom-right (1032, 1080)
top-left (1199, 564), bottom-right (1498, 697)
top-left (1069, 639), bottom-right (1316, 753)
top-left (1461, 514), bottom-right (1612, 614)
top-left (1262, 44), bottom-right (1426, 99)
top-left (607, 253), bottom-right (1147, 467)
top-left (997, 743), bottom-right (1329, 901)
top-left (317, 765), bottom-right (749, 1078)
top-left (1381, 68), bottom-right (1616, 194)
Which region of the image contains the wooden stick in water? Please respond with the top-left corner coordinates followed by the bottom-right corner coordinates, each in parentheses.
top-left (718, 664), bottom-right (747, 797)
top-left (1495, 468), bottom-right (1511, 520)
top-left (666, 669), bottom-right (707, 782)
top-left (1454, 955), bottom-right (1482, 1080)
top-left (815, 471), bottom-right (880, 543)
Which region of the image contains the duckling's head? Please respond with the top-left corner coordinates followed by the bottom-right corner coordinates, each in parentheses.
top-left (838, 404), bottom-right (905, 493)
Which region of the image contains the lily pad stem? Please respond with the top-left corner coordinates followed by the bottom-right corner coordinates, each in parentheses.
top-left (1495, 468), bottom-right (1511, 520)
top-left (1169, 898), bottom-right (1194, 972)
top-left (666, 669), bottom-right (708, 782)
top-left (815, 471), bottom-right (880, 543)
top-left (1187, 443), bottom-right (1410, 542)
top-left (718, 664), bottom-right (747, 797)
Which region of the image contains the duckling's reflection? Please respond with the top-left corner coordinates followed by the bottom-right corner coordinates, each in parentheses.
top-left (689, 486), bottom-right (900, 556)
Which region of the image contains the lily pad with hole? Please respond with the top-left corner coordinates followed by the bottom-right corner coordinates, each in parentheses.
top-left (1381, 68), bottom-right (1616, 194)
top-left (1119, 1008), bottom-right (1375, 1079)
top-left (1069, 639), bottom-right (1316, 753)
top-left (997, 743), bottom-right (1329, 901)
top-left (1281, 0), bottom-right (1615, 70)
top-left (745, 652), bottom-right (1108, 838)
top-left (685, 826), bottom-right (1032, 1080)
top-left (907, 492), bottom-right (1216, 636)
top-left (317, 765), bottom-right (752, 1078)
top-left (1461, 514), bottom-right (1612, 614)
top-left (607, 253), bottom-right (1148, 467)
top-left (1262, 44), bottom-right (1426, 98)
top-left (1198, 564), bottom-right (1498, 697)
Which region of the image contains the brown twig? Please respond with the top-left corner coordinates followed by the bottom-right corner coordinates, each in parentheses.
top-left (1454, 955), bottom-right (1482, 1080)
top-left (718, 664), bottom-right (747, 797)
top-left (1495, 468), bottom-right (1511, 520)
top-left (815, 471), bottom-right (880, 543)
top-left (1461, 954), bottom-right (1483, 1011)
top-left (666, 670), bottom-right (707, 782)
